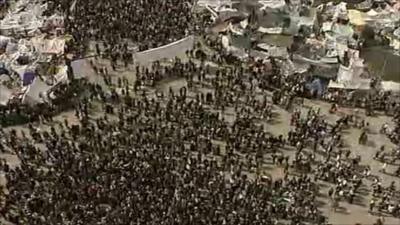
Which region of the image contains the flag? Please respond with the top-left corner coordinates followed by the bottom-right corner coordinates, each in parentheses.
top-left (70, 0), bottom-right (77, 12)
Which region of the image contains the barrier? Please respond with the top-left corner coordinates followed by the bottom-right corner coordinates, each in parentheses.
top-left (197, 0), bottom-right (232, 8)
top-left (133, 35), bottom-right (195, 66)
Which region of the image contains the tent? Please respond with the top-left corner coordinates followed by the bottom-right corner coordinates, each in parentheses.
top-left (258, 27), bottom-right (284, 34)
top-left (256, 43), bottom-right (289, 58)
top-left (366, 9), bottom-right (379, 17)
top-left (292, 54), bottom-right (338, 68)
top-left (333, 2), bottom-right (348, 20)
top-left (348, 9), bottom-right (366, 26)
top-left (381, 81), bottom-right (400, 92)
top-left (0, 1), bottom-right (47, 33)
top-left (332, 23), bottom-right (354, 39)
top-left (328, 79), bottom-right (371, 90)
top-left (23, 77), bottom-right (49, 105)
top-left (390, 27), bottom-right (400, 50)
top-left (31, 36), bottom-right (66, 55)
top-left (22, 66), bottom-right (68, 105)
top-left (259, 0), bottom-right (286, 10)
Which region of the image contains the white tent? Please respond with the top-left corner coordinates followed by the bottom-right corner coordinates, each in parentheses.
top-left (328, 80), bottom-right (371, 90)
top-left (0, 85), bottom-right (13, 106)
top-left (336, 58), bottom-right (365, 83)
top-left (23, 66), bottom-right (68, 105)
top-left (381, 81), bottom-right (400, 92)
top-left (259, 0), bottom-right (286, 10)
top-left (258, 27), bottom-right (283, 34)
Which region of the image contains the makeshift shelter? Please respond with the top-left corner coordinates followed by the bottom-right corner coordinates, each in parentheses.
top-left (394, 27), bottom-right (400, 40)
top-left (258, 27), bottom-right (284, 34)
top-left (44, 15), bottom-right (64, 30)
top-left (71, 59), bottom-right (99, 80)
top-left (364, 9), bottom-right (399, 29)
top-left (259, 0), bottom-right (286, 10)
top-left (390, 27), bottom-right (400, 50)
top-left (256, 43), bottom-right (289, 58)
top-left (332, 23), bottom-right (354, 40)
top-left (257, 10), bottom-right (291, 34)
top-left (23, 78), bottom-right (49, 105)
top-left (336, 57), bottom-right (365, 83)
top-left (292, 54), bottom-right (338, 68)
top-left (381, 81), bottom-right (400, 92)
top-left (0, 85), bottom-right (12, 106)
top-left (333, 2), bottom-right (349, 20)
top-left (348, 9), bottom-right (367, 32)
top-left (249, 50), bottom-right (270, 60)
top-left (22, 66), bottom-right (68, 105)
top-left (275, 58), bottom-right (310, 77)
top-left (328, 79), bottom-right (371, 90)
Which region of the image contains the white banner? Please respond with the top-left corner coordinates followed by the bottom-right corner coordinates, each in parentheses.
top-left (133, 35), bottom-right (195, 65)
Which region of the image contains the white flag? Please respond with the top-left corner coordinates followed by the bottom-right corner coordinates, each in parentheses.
top-left (70, 0), bottom-right (77, 12)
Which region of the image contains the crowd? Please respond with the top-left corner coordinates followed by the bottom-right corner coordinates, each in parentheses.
top-left (48, 0), bottom-right (195, 55)
top-left (0, 49), bottom-right (399, 224)
top-left (0, 0), bottom-right (399, 224)
top-left (1, 66), bottom-right (326, 224)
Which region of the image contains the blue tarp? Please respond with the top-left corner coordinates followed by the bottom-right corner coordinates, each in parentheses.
top-left (23, 72), bottom-right (35, 86)
top-left (306, 78), bottom-right (326, 96)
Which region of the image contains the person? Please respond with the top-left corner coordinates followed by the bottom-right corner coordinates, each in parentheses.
top-left (359, 130), bottom-right (368, 145)
top-left (329, 103), bottom-right (337, 114)
top-left (380, 162), bottom-right (387, 173)
top-left (374, 217), bottom-right (384, 225)
top-left (380, 123), bottom-right (389, 134)
top-left (396, 166), bottom-right (400, 177)
top-left (370, 199), bottom-right (376, 213)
